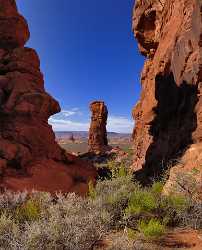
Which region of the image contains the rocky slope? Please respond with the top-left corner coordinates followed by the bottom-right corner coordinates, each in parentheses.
top-left (0, 0), bottom-right (96, 194)
top-left (88, 101), bottom-right (110, 154)
top-left (132, 0), bottom-right (202, 183)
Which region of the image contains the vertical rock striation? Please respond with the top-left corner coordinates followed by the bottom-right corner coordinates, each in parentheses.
top-left (88, 101), bottom-right (109, 154)
top-left (0, 0), bottom-right (96, 194)
top-left (132, 0), bottom-right (202, 182)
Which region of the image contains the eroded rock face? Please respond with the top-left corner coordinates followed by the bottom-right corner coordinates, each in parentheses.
top-left (88, 101), bottom-right (109, 154)
top-left (0, 0), bottom-right (96, 194)
top-left (132, 0), bottom-right (202, 182)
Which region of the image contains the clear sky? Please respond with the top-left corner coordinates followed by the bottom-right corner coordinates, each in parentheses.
top-left (16, 0), bottom-right (144, 133)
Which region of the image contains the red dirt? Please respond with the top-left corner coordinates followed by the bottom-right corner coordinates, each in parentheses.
top-left (2, 154), bottom-right (96, 196)
top-left (160, 229), bottom-right (202, 250)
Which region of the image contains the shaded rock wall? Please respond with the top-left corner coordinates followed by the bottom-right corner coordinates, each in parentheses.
top-left (88, 101), bottom-right (109, 154)
top-left (0, 0), bottom-right (96, 193)
top-left (132, 0), bottom-right (202, 182)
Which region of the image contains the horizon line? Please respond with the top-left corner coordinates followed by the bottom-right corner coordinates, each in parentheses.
top-left (54, 130), bottom-right (132, 134)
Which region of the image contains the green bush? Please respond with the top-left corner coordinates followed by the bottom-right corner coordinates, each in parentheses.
top-left (109, 161), bottom-right (129, 179)
top-left (15, 199), bottom-right (41, 222)
top-left (138, 219), bottom-right (165, 239)
top-left (166, 194), bottom-right (189, 211)
top-left (127, 228), bottom-right (137, 240)
top-left (125, 189), bottom-right (157, 215)
top-left (151, 182), bottom-right (164, 195)
top-left (88, 180), bottom-right (97, 200)
top-left (124, 181), bottom-right (192, 231)
top-left (105, 174), bottom-right (134, 207)
top-left (92, 174), bottom-right (139, 229)
top-left (117, 162), bottom-right (128, 178)
top-left (0, 173), bottom-right (200, 248)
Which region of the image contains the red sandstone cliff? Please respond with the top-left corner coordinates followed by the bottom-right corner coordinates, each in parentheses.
top-left (0, 0), bottom-right (96, 194)
top-left (132, 0), bottom-right (202, 182)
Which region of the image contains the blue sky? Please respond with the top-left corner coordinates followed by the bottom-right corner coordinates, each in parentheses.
top-left (16, 0), bottom-right (144, 133)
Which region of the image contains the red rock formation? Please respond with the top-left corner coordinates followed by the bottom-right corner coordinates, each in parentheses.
top-left (0, 0), bottom-right (96, 194)
top-left (132, 0), bottom-right (202, 182)
top-left (88, 101), bottom-right (109, 154)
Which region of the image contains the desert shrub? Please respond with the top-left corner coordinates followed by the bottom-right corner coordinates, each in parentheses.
top-left (0, 213), bottom-right (22, 249)
top-left (107, 159), bottom-right (117, 171)
top-left (88, 180), bottom-right (97, 199)
top-left (107, 159), bottom-right (132, 179)
top-left (116, 162), bottom-right (128, 178)
top-left (125, 182), bottom-right (164, 218)
top-left (164, 171), bottom-right (202, 229)
top-left (94, 173), bottom-right (138, 208)
top-left (178, 201), bottom-right (202, 229)
top-left (127, 228), bottom-right (137, 240)
top-left (93, 174), bottom-right (139, 229)
top-left (138, 219), bottom-right (165, 239)
top-left (166, 194), bottom-right (189, 211)
top-left (43, 193), bottom-right (105, 250)
top-left (151, 181), bottom-right (164, 195)
top-left (0, 192), bottom-right (108, 249)
top-left (0, 191), bottom-right (28, 213)
top-left (156, 192), bottom-right (191, 227)
top-left (0, 169), bottom-right (202, 249)
top-left (104, 175), bottom-right (136, 206)
top-left (105, 231), bottom-right (134, 250)
top-left (124, 179), bottom-right (196, 232)
top-left (125, 189), bottom-right (157, 215)
top-left (22, 193), bottom-right (106, 249)
top-left (22, 204), bottom-right (105, 249)
top-left (30, 192), bottom-right (52, 208)
top-left (15, 199), bottom-right (41, 222)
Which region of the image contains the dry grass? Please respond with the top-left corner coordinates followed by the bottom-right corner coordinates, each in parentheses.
top-left (0, 192), bottom-right (106, 250)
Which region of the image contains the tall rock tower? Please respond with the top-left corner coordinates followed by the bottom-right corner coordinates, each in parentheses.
top-left (88, 101), bottom-right (109, 154)
top-left (0, 0), bottom-right (64, 169)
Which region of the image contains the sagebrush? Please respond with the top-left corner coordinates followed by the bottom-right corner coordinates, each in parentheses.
top-left (0, 162), bottom-right (201, 249)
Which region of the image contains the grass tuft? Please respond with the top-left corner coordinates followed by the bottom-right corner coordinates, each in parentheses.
top-left (138, 219), bottom-right (165, 239)
top-left (15, 199), bottom-right (41, 222)
top-left (125, 190), bottom-right (157, 215)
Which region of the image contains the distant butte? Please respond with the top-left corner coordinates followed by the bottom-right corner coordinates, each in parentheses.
top-left (0, 0), bottom-right (96, 194)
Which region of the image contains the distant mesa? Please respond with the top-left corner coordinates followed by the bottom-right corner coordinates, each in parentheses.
top-left (88, 101), bottom-right (111, 154)
top-left (0, 0), bottom-right (96, 194)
